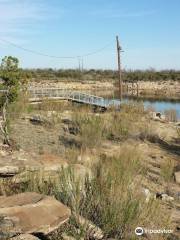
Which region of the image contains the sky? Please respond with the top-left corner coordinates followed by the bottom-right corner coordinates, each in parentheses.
top-left (0, 0), bottom-right (180, 70)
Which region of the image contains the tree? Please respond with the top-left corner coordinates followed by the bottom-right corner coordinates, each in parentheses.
top-left (0, 56), bottom-right (21, 145)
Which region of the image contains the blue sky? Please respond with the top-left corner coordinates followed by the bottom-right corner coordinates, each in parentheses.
top-left (0, 0), bottom-right (180, 70)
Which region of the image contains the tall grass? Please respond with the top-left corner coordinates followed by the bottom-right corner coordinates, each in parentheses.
top-left (71, 102), bottom-right (147, 149)
top-left (0, 99), bottom-right (172, 239)
top-left (177, 127), bottom-right (180, 140)
top-left (72, 113), bottom-right (104, 149)
top-left (0, 147), bottom-right (171, 239)
top-left (161, 159), bottom-right (175, 183)
top-left (164, 109), bottom-right (178, 122)
top-left (7, 91), bottom-right (31, 121)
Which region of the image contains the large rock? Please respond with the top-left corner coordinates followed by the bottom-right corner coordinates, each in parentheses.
top-left (0, 153), bottom-right (69, 183)
top-left (150, 111), bottom-right (166, 122)
top-left (0, 192), bottom-right (43, 207)
top-left (12, 165), bottom-right (69, 185)
top-left (0, 192), bottom-right (71, 238)
top-left (0, 150), bottom-right (40, 178)
top-left (175, 172), bottom-right (180, 184)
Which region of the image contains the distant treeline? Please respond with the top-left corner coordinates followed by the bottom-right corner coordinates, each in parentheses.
top-left (19, 69), bottom-right (180, 82)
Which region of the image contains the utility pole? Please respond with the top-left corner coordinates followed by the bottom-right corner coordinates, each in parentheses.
top-left (116, 36), bottom-right (122, 100)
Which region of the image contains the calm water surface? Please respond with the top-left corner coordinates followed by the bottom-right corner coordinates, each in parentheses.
top-left (95, 91), bottom-right (180, 120)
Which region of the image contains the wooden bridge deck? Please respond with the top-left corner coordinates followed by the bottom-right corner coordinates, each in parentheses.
top-left (28, 88), bottom-right (118, 108)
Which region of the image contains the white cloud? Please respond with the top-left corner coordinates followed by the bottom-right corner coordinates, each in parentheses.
top-left (0, 0), bottom-right (43, 23)
top-left (0, 0), bottom-right (64, 43)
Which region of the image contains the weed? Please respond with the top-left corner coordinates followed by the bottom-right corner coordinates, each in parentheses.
top-left (64, 147), bottom-right (80, 164)
top-left (177, 127), bottom-right (180, 139)
top-left (161, 159), bottom-right (175, 183)
top-left (164, 109), bottom-right (178, 122)
top-left (72, 113), bottom-right (104, 149)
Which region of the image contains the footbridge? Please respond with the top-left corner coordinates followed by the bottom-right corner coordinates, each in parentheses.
top-left (28, 88), bottom-right (118, 109)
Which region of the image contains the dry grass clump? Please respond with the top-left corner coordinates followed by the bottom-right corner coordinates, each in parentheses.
top-left (0, 147), bottom-right (171, 239)
top-left (103, 111), bottom-right (130, 141)
top-left (7, 91), bottom-right (31, 121)
top-left (37, 98), bottom-right (71, 112)
top-left (161, 159), bottom-right (175, 183)
top-left (106, 103), bottom-right (154, 141)
top-left (176, 127), bottom-right (180, 139)
top-left (71, 102), bottom-right (148, 149)
top-left (72, 112), bottom-right (105, 149)
top-left (120, 101), bottom-right (145, 116)
top-left (64, 147), bottom-right (98, 168)
top-left (35, 98), bottom-right (93, 114)
top-left (164, 109), bottom-right (178, 122)
top-left (64, 147), bottom-right (81, 164)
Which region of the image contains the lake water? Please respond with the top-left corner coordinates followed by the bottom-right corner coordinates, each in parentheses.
top-left (142, 99), bottom-right (180, 119)
top-left (95, 92), bottom-right (180, 120)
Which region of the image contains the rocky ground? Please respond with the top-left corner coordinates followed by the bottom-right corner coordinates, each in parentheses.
top-left (136, 80), bottom-right (180, 98)
top-left (29, 80), bottom-right (114, 91)
top-left (0, 104), bottom-right (180, 239)
top-left (29, 79), bottom-right (180, 99)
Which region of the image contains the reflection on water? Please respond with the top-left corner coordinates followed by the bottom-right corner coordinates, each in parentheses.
top-left (130, 98), bottom-right (180, 119)
top-left (94, 90), bottom-right (180, 120)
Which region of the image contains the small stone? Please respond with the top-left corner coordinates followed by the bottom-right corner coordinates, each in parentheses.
top-left (142, 188), bottom-right (151, 202)
top-left (161, 194), bottom-right (174, 202)
top-left (156, 193), bottom-right (174, 202)
top-left (0, 166), bottom-right (20, 177)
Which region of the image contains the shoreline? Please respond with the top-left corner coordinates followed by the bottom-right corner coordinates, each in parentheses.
top-left (29, 79), bottom-right (180, 101)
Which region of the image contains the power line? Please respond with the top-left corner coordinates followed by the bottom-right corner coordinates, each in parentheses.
top-left (0, 38), bottom-right (113, 60)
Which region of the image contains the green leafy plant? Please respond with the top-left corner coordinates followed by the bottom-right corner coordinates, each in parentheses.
top-left (0, 56), bottom-right (21, 145)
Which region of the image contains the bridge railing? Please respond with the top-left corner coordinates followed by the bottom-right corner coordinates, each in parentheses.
top-left (28, 88), bottom-right (118, 108)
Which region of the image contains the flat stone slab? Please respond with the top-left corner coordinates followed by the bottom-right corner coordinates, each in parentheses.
top-left (0, 192), bottom-right (71, 236)
top-left (11, 234), bottom-right (40, 240)
top-left (0, 192), bottom-right (43, 208)
top-left (0, 152), bottom-right (68, 179)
